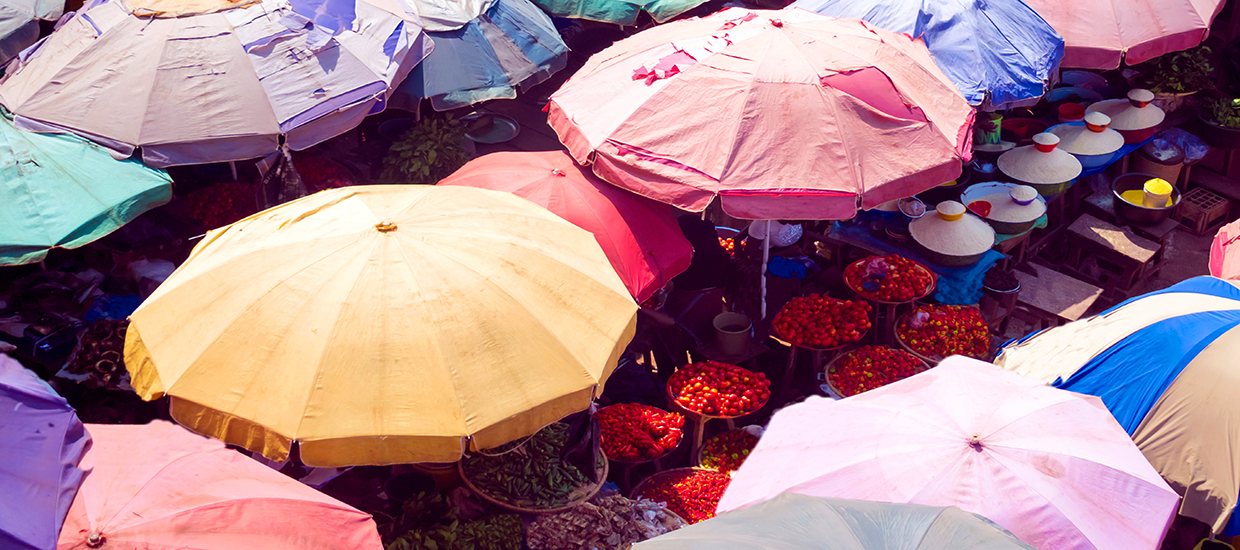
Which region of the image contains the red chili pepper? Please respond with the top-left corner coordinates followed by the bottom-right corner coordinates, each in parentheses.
top-left (640, 470), bottom-right (731, 523)
top-left (597, 404), bottom-right (684, 461)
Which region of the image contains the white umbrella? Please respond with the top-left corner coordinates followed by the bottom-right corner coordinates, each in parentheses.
top-left (0, 0), bottom-right (431, 167)
top-left (0, 0), bottom-right (60, 65)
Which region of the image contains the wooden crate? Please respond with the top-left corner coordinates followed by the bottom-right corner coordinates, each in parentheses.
top-left (1175, 187), bottom-right (1231, 236)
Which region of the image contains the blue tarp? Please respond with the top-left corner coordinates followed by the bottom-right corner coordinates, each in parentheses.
top-left (788, 0), bottom-right (1063, 111)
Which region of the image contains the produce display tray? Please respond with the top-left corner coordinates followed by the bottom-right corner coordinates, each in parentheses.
top-left (821, 346), bottom-right (930, 398)
top-left (459, 454), bottom-right (607, 514)
top-left (596, 403), bottom-right (683, 465)
top-left (665, 367), bottom-right (770, 421)
top-left (629, 467), bottom-right (724, 501)
top-left (843, 257), bottom-right (937, 304)
top-left (893, 311), bottom-right (994, 364)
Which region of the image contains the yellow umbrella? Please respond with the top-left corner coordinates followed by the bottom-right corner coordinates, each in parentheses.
top-left (124, 185), bottom-right (638, 467)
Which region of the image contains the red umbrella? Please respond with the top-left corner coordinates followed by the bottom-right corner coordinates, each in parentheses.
top-left (439, 151), bottom-right (693, 302)
top-left (58, 421), bottom-right (382, 550)
top-left (1210, 218), bottom-right (1240, 280)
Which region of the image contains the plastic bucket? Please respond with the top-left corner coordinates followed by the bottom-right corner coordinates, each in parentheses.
top-left (1143, 178), bottom-right (1174, 208)
top-left (713, 312), bottom-right (752, 356)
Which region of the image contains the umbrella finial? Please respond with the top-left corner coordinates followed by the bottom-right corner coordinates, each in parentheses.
top-left (969, 433), bottom-right (983, 451)
top-left (769, 18), bottom-right (783, 27)
top-left (87, 532), bottom-right (105, 548)
top-left (552, 169), bottom-right (566, 177)
top-left (375, 221), bottom-right (398, 233)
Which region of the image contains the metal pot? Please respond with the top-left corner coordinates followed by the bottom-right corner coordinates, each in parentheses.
top-left (911, 237), bottom-right (986, 267)
top-left (1112, 172), bottom-right (1181, 226)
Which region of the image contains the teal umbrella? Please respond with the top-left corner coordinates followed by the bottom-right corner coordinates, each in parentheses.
top-left (531, 0), bottom-right (709, 25)
top-left (0, 117), bottom-right (172, 265)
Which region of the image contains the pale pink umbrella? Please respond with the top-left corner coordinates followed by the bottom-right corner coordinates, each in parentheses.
top-left (547, 7), bottom-right (974, 221)
top-left (1022, 0), bottom-right (1224, 69)
top-left (717, 356), bottom-right (1180, 550)
top-left (1210, 218), bottom-right (1240, 279)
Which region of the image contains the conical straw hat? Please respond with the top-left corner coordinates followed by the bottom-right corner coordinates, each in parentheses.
top-left (1085, 89), bottom-right (1165, 131)
top-left (909, 200), bottom-right (995, 256)
top-left (997, 134), bottom-right (1083, 184)
top-left (1050, 113), bottom-right (1125, 156)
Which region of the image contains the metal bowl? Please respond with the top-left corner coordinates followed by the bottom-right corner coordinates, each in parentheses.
top-left (460, 112), bottom-right (520, 144)
top-left (1112, 172), bottom-right (1181, 226)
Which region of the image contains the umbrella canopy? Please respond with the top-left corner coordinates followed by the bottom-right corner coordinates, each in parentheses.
top-left (718, 356), bottom-right (1180, 550)
top-left (1, 354), bottom-right (89, 550)
top-left (1210, 218), bottom-right (1240, 279)
top-left (438, 150), bottom-right (693, 302)
top-left (785, 0), bottom-right (1063, 110)
top-left (0, 115), bottom-right (172, 266)
top-left (0, 0), bottom-right (60, 65)
top-left (633, 493), bottom-right (1036, 549)
top-left (124, 185), bottom-right (638, 467)
top-left (530, 0), bottom-right (708, 25)
top-left (0, 0), bottom-right (431, 167)
top-left (59, 421), bottom-right (381, 550)
top-left (1020, 0), bottom-right (1224, 69)
top-left (995, 276), bottom-right (1240, 537)
top-left (547, 8), bottom-right (975, 221)
top-left (395, 0), bottom-right (567, 111)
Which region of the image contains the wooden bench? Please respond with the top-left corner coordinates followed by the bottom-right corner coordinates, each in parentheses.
top-left (1002, 264), bottom-right (1103, 332)
top-left (1080, 191), bottom-right (1178, 276)
top-left (1062, 213), bottom-right (1160, 301)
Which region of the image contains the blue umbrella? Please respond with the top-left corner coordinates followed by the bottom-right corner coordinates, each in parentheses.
top-left (996, 276), bottom-right (1240, 538)
top-left (788, 0), bottom-right (1064, 110)
top-left (396, 0), bottom-right (568, 111)
top-left (0, 354), bottom-right (90, 550)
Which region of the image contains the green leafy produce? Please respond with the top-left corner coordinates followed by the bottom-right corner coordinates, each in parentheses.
top-left (1139, 45), bottom-right (1214, 94)
top-left (461, 423), bottom-right (597, 509)
top-left (1205, 97), bottom-right (1240, 129)
top-left (379, 113), bottom-right (470, 184)
top-left (381, 492), bottom-right (522, 550)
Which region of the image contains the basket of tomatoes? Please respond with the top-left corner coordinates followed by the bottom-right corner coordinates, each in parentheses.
top-left (844, 255), bottom-right (936, 303)
top-left (895, 305), bottom-right (992, 363)
top-left (696, 428), bottom-right (760, 472)
top-left (771, 295), bottom-right (872, 350)
top-left (823, 345), bottom-right (930, 397)
top-left (596, 403), bottom-right (684, 463)
top-left (667, 361), bottom-right (770, 419)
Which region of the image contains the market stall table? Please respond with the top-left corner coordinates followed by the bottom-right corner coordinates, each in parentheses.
top-left (665, 361), bottom-right (770, 463)
top-left (1004, 263), bottom-right (1103, 332)
top-left (827, 221), bottom-right (1003, 305)
top-left (843, 256), bottom-right (936, 346)
top-left (1062, 213), bottom-right (1161, 300)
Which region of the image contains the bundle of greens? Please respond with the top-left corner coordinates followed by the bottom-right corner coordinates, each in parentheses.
top-left (461, 423), bottom-right (597, 509)
top-left (381, 491), bottom-right (522, 550)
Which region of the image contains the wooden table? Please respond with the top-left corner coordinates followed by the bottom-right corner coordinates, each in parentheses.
top-left (1080, 192), bottom-right (1178, 276)
top-left (1005, 264), bottom-right (1103, 331)
top-left (1062, 214), bottom-right (1160, 300)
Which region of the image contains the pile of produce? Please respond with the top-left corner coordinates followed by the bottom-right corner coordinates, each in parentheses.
top-left (461, 423), bottom-right (596, 509)
top-left (526, 493), bottom-right (685, 549)
top-left (718, 237), bottom-right (736, 257)
top-left (636, 469), bottom-right (731, 524)
top-left (64, 320), bottom-right (128, 388)
top-left (292, 153), bottom-right (354, 194)
top-left (983, 266), bottom-right (1019, 292)
top-left (828, 346), bottom-right (927, 397)
top-left (897, 305), bottom-right (991, 360)
top-left (382, 490), bottom-right (523, 550)
top-left (668, 361), bottom-right (770, 417)
top-left (772, 295), bottom-right (872, 348)
top-left (597, 403), bottom-right (684, 462)
top-left (699, 430), bottom-right (758, 472)
top-left (844, 255), bottom-right (934, 302)
top-left (184, 180), bottom-right (259, 230)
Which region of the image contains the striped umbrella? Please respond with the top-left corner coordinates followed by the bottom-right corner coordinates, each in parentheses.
top-left (995, 276), bottom-right (1240, 538)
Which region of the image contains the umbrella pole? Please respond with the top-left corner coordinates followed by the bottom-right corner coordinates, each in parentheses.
top-left (230, 161), bottom-right (238, 182)
top-left (760, 220), bottom-right (771, 319)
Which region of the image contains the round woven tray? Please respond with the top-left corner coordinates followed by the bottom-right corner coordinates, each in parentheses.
top-left (843, 257), bottom-right (937, 304)
top-left (459, 453), bottom-right (607, 514)
top-left (694, 428), bottom-right (760, 470)
top-left (893, 310), bottom-right (994, 364)
top-left (665, 366), bottom-right (769, 421)
top-left (629, 467), bottom-right (726, 501)
top-left (822, 346), bottom-right (931, 398)
top-left (596, 403), bottom-right (684, 464)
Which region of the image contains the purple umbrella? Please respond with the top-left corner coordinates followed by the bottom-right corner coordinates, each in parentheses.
top-left (1, 354), bottom-right (90, 550)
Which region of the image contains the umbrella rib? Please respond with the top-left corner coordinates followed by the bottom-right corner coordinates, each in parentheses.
top-left (977, 448), bottom-right (1097, 544)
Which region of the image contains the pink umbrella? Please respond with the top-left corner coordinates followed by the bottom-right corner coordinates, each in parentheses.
top-left (1022, 0), bottom-right (1224, 69)
top-left (58, 421), bottom-right (381, 550)
top-left (547, 8), bottom-right (974, 221)
top-left (438, 151), bottom-right (693, 302)
top-left (717, 356), bottom-right (1180, 550)
top-left (1210, 218), bottom-right (1240, 279)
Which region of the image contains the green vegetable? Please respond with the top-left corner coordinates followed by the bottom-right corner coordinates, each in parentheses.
top-left (1205, 96), bottom-right (1240, 129)
top-left (461, 423), bottom-right (594, 509)
top-left (379, 113), bottom-right (470, 184)
top-left (381, 492), bottom-right (522, 550)
top-left (1138, 45), bottom-right (1214, 94)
